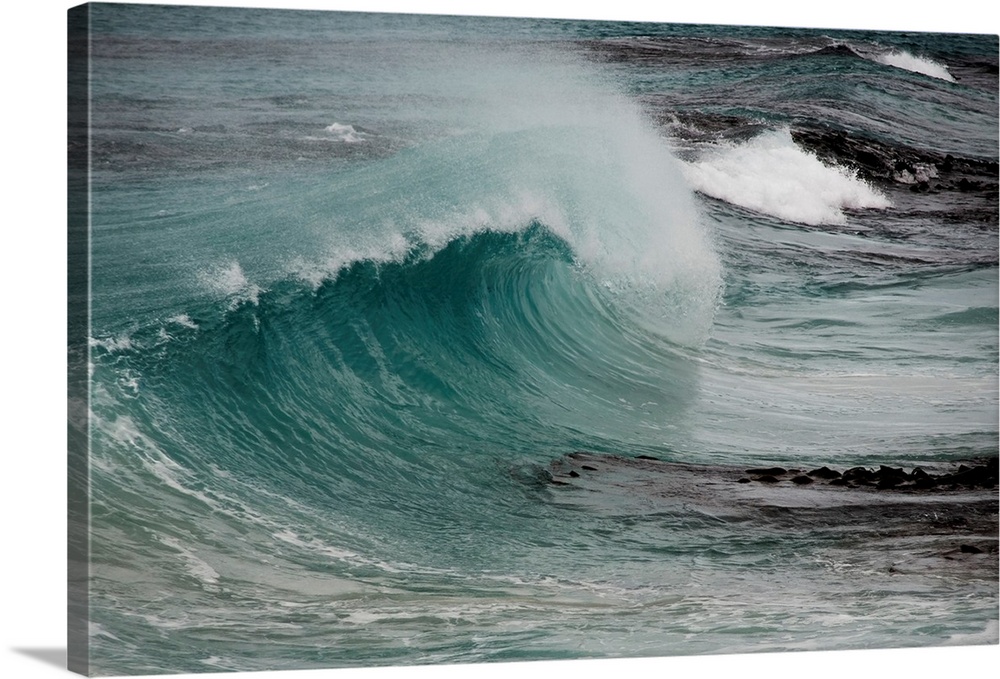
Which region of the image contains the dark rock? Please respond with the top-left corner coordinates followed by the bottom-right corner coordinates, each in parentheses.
top-left (854, 148), bottom-right (882, 170)
top-left (808, 466), bottom-right (842, 479)
top-left (569, 470), bottom-right (580, 478)
top-left (828, 478), bottom-right (849, 486)
top-left (756, 475), bottom-right (780, 483)
top-left (960, 544), bottom-right (983, 554)
top-left (747, 467), bottom-right (786, 476)
top-left (737, 477), bottom-right (751, 484)
top-left (939, 465), bottom-right (991, 488)
top-left (875, 466), bottom-right (909, 489)
top-left (878, 465), bottom-right (907, 478)
top-left (635, 455), bottom-right (660, 461)
top-left (791, 475), bottom-right (814, 485)
top-left (843, 467), bottom-right (874, 484)
top-left (581, 465), bottom-right (598, 471)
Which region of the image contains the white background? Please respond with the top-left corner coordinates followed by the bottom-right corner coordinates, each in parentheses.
top-left (2, 1), bottom-right (997, 678)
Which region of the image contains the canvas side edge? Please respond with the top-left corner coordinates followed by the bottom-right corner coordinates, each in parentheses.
top-left (68, 3), bottom-right (92, 676)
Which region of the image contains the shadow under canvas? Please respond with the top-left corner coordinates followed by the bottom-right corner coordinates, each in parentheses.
top-left (13, 647), bottom-right (68, 670)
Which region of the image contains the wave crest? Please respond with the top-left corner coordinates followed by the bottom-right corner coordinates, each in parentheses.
top-left (680, 128), bottom-right (892, 226)
top-left (873, 49), bottom-right (955, 82)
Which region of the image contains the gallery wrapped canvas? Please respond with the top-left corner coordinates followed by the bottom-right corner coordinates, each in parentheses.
top-left (67, 2), bottom-right (998, 676)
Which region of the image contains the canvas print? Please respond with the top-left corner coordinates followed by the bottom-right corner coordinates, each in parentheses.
top-left (67, 2), bottom-right (998, 676)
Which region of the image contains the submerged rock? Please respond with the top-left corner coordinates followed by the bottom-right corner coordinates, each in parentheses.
top-left (546, 452), bottom-right (999, 498)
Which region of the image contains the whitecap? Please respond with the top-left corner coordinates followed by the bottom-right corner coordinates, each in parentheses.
top-left (680, 128), bottom-right (892, 226)
top-left (873, 49), bottom-right (955, 82)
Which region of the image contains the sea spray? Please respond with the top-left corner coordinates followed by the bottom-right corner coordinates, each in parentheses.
top-left (289, 44), bottom-right (723, 345)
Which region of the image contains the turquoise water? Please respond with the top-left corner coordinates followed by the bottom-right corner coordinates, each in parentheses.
top-left (79, 4), bottom-right (997, 674)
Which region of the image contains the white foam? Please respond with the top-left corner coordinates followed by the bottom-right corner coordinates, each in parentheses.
top-left (199, 260), bottom-right (263, 307)
top-left (873, 50), bottom-right (956, 82)
top-left (290, 231), bottom-right (414, 289)
top-left (89, 333), bottom-right (134, 353)
top-left (680, 128), bottom-right (892, 226)
top-left (324, 122), bottom-right (366, 142)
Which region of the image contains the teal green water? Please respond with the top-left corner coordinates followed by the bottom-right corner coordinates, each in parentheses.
top-left (81, 4), bottom-right (997, 674)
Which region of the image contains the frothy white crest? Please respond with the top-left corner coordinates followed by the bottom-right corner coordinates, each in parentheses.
top-left (873, 50), bottom-right (955, 82)
top-left (680, 128), bottom-right (892, 226)
top-left (199, 260), bottom-right (263, 306)
top-left (290, 194), bottom-right (571, 288)
top-left (416, 193), bottom-right (572, 252)
top-left (324, 122), bottom-right (366, 142)
top-left (290, 230), bottom-right (414, 288)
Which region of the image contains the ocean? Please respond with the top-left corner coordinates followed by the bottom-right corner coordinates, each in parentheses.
top-left (70, 3), bottom-right (998, 675)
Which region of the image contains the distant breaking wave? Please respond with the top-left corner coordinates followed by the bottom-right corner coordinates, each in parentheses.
top-left (872, 49), bottom-right (956, 82)
top-left (679, 128), bottom-right (891, 226)
top-left (811, 41), bottom-right (956, 83)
